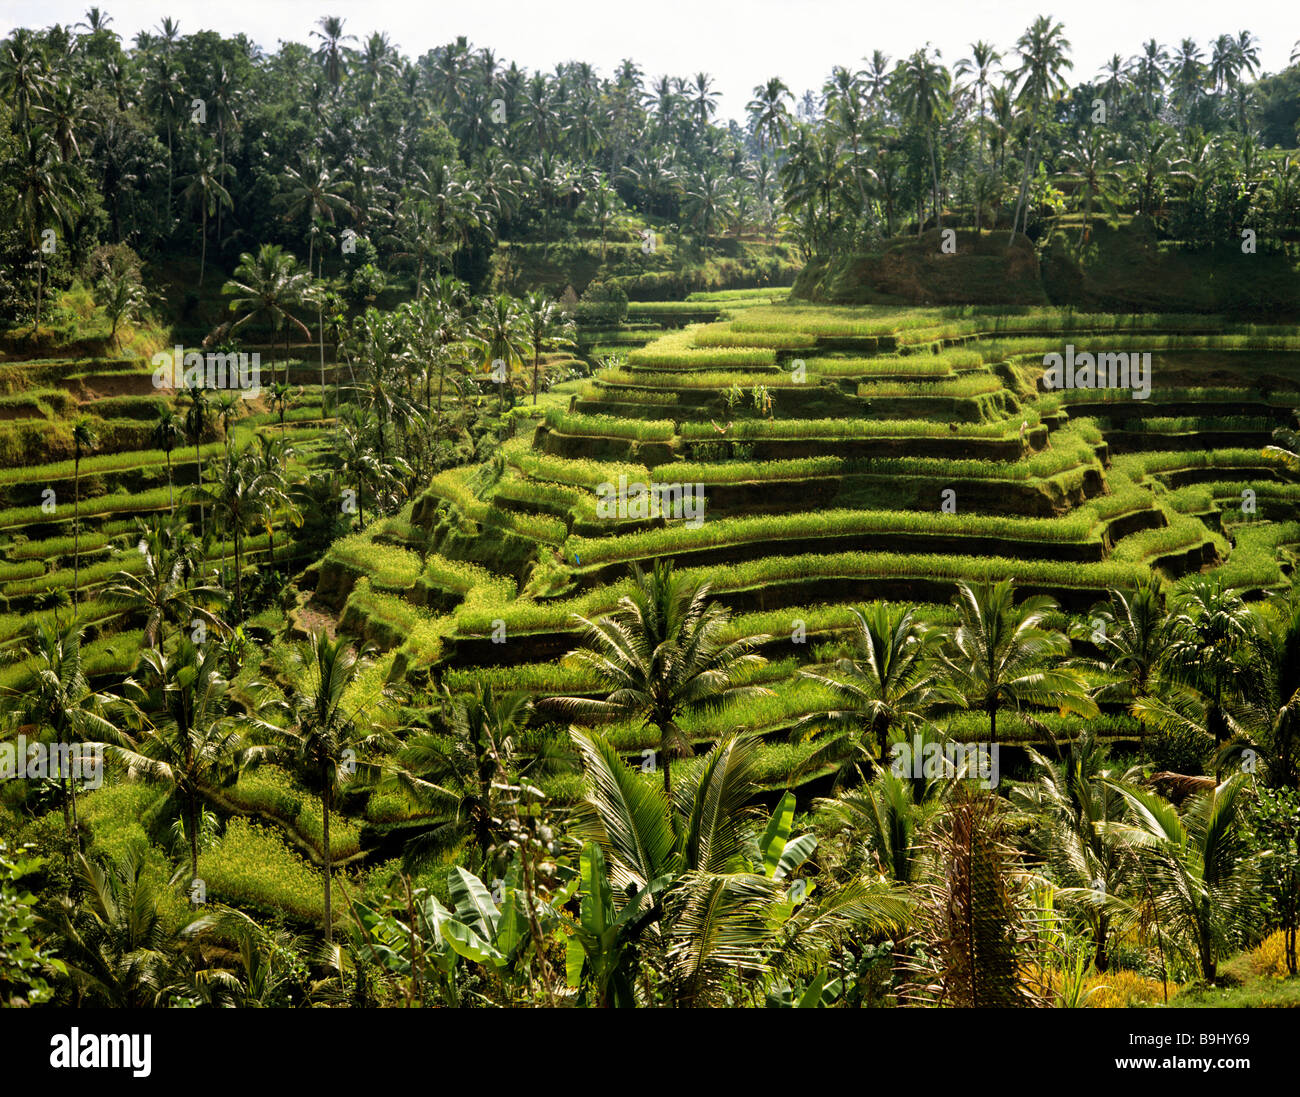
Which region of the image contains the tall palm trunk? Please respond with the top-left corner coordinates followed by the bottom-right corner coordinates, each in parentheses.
top-left (532, 347), bottom-right (540, 405)
top-left (166, 449), bottom-right (175, 514)
top-left (189, 788), bottom-right (200, 885)
top-left (1095, 911), bottom-right (1110, 972)
top-left (68, 775), bottom-right (82, 853)
top-left (233, 523), bottom-right (243, 619)
top-left (974, 87), bottom-right (986, 232)
top-left (33, 252), bottom-right (43, 337)
top-left (322, 768), bottom-right (333, 944)
top-left (73, 455), bottom-right (81, 607)
top-left (194, 438), bottom-right (205, 536)
top-left (1010, 118), bottom-right (1038, 244)
top-left (218, 126), bottom-right (226, 243)
top-left (199, 203), bottom-right (208, 286)
top-left (928, 133), bottom-right (942, 232)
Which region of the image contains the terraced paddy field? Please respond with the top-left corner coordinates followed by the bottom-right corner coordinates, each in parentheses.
top-left (0, 345), bottom-right (340, 661)
top-left (305, 299), bottom-right (1300, 804)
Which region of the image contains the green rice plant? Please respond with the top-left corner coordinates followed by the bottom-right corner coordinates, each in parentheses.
top-left (660, 455), bottom-right (845, 482)
top-left (6, 531), bottom-right (112, 560)
top-left (582, 386), bottom-right (681, 406)
top-left (0, 599), bottom-right (115, 645)
top-left (506, 444), bottom-right (650, 490)
top-left (197, 817), bottom-right (327, 923)
top-left (663, 431), bottom-right (1099, 484)
top-left (1208, 521), bottom-right (1300, 590)
top-left (668, 550), bottom-right (1147, 594)
top-left (567, 506), bottom-right (1100, 565)
top-left (443, 658), bottom-right (602, 696)
top-left (543, 407), bottom-right (675, 442)
top-left (855, 374), bottom-right (1005, 398)
top-left (454, 578), bottom-right (636, 636)
top-left (628, 332), bottom-right (777, 369)
top-left (419, 553), bottom-right (501, 596)
top-left (941, 710), bottom-right (1143, 741)
top-left (1121, 416), bottom-right (1274, 434)
top-left (685, 288), bottom-right (792, 303)
top-left (78, 395), bottom-right (170, 420)
top-left (600, 369), bottom-right (801, 390)
top-left (491, 474), bottom-right (585, 513)
top-left (0, 559), bottom-right (46, 582)
top-left (1114, 449), bottom-right (1290, 479)
top-left (78, 782), bottom-right (170, 865)
top-left (1110, 510), bottom-right (1220, 563)
top-left (677, 416), bottom-right (1021, 441)
top-left (227, 767), bottom-right (362, 860)
top-left (691, 321), bottom-right (816, 349)
top-left (324, 535), bottom-right (422, 590)
top-left (801, 356), bottom-right (958, 378)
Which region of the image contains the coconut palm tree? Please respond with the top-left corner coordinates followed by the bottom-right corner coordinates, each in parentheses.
top-left (1079, 579), bottom-right (1169, 704)
top-left (547, 560), bottom-right (771, 798)
top-left (150, 410), bottom-right (184, 515)
top-left (1007, 16), bottom-right (1073, 241)
top-left (251, 433), bottom-right (298, 575)
top-left (746, 77), bottom-right (793, 161)
top-left (894, 46), bottom-right (952, 233)
top-left (519, 291), bottom-right (575, 405)
top-left (688, 71), bottom-right (718, 133)
top-left (388, 683), bottom-right (533, 873)
top-left (178, 150), bottom-right (233, 287)
top-left (95, 263), bottom-right (147, 338)
top-left (470, 295), bottom-right (528, 410)
top-left (222, 245), bottom-right (314, 385)
top-left (103, 518), bottom-right (224, 650)
top-left (276, 158), bottom-right (349, 272)
top-left (12, 127), bottom-right (82, 335)
top-left (212, 392), bottom-right (242, 453)
top-left (2, 622), bottom-right (116, 851)
top-left (934, 579), bottom-right (1098, 742)
top-left (1056, 129), bottom-right (1121, 247)
top-left (796, 603), bottom-right (954, 781)
top-left (189, 447), bottom-right (265, 620)
top-left (310, 16), bottom-right (355, 89)
top-left (0, 28), bottom-right (51, 132)
top-left (1105, 774), bottom-right (1260, 982)
top-left (1012, 733), bottom-right (1139, 971)
top-left (70, 417), bottom-right (97, 608)
top-left (179, 385), bottom-right (210, 537)
top-left (113, 640), bottom-right (256, 885)
top-left (1130, 39), bottom-right (1169, 120)
top-left (570, 729), bottom-right (908, 1005)
top-left (955, 42), bottom-right (1002, 232)
top-left (143, 54), bottom-right (183, 211)
top-left (1158, 577), bottom-right (1258, 751)
top-left (276, 631), bottom-right (396, 943)
top-left (816, 767), bottom-right (921, 884)
top-left (683, 166), bottom-right (732, 255)
top-left (39, 850), bottom-right (211, 1007)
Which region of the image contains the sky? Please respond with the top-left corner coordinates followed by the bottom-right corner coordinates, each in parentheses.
top-left (4, 0), bottom-right (1297, 122)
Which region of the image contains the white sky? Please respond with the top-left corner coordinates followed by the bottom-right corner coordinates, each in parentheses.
top-left (4, 0), bottom-right (1297, 122)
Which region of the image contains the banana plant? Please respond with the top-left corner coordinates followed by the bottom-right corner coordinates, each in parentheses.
top-left (350, 886), bottom-right (460, 1006)
top-left (564, 842), bottom-right (671, 1007)
top-left (758, 790), bottom-right (819, 923)
top-left (351, 863), bottom-right (574, 1005)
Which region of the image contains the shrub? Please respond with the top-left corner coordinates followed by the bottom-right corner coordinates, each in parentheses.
top-left (575, 281), bottom-right (628, 325)
top-left (1142, 725), bottom-right (1214, 775)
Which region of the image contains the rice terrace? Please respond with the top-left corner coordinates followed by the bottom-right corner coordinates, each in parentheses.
top-left (2, 0), bottom-right (1300, 1033)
